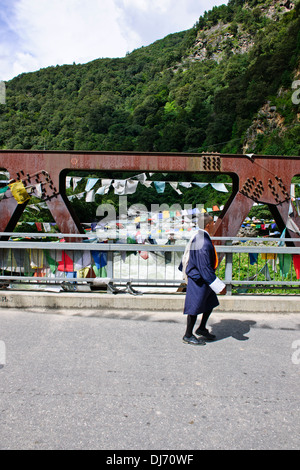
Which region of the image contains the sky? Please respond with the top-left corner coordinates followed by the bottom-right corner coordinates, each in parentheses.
top-left (0, 0), bottom-right (227, 81)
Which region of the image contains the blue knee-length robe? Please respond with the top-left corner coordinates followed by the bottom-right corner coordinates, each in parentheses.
top-left (179, 230), bottom-right (225, 316)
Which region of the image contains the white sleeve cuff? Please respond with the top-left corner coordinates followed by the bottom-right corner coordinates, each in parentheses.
top-left (209, 277), bottom-right (226, 294)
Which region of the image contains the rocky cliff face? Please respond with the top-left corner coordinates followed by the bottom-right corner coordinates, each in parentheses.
top-left (184, 0), bottom-right (295, 65)
top-left (243, 102), bottom-right (287, 152)
top-left (180, 0), bottom-right (298, 154)
top-left (187, 23), bottom-right (253, 64)
top-left (243, 61), bottom-right (300, 153)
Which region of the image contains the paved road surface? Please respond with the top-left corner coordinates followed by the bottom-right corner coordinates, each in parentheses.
top-left (0, 307), bottom-right (299, 450)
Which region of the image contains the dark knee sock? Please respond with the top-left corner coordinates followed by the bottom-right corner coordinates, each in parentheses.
top-left (199, 311), bottom-right (212, 330)
top-left (185, 315), bottom-right (197, 337)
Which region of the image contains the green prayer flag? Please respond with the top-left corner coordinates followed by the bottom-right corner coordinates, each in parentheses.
top-left (44, 250), bottom-right (59, 274)
top-left (278, 254), bottom-right (292, 278)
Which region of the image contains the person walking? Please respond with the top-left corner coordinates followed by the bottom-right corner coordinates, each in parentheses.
top-left (179, 213), bottom-right (226, 345)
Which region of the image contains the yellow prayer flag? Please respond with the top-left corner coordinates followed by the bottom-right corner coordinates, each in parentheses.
top-left (77, 267), bottom-right (90, 278)
top-left (9, 181), bottom-right (30, 204)
top-left (261, 253), bottom-right (277, 260)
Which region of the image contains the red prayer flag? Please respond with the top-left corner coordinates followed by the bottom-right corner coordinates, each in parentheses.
top-left (293, 254), bottom-right (300, 280)
top-left (57, 251), bottom-right (74, 272)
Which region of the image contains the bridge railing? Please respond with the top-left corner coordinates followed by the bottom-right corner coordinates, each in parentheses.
top-left (0, 233), bottom-right (299, 295)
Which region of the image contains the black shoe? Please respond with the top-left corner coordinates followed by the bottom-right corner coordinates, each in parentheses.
top-left (195, 328), bottom-right (216, 341)
top-left (182, 335), bottom-right (206, 346)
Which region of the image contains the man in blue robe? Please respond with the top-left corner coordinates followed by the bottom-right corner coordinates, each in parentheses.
top-left (179, 213), bottom-right (226, 345)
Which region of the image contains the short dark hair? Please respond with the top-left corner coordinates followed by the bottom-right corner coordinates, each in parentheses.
top-left (197, 213), bottom-right (213, 229)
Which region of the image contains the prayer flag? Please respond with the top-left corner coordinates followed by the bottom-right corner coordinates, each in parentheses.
top-left (278, 254), bottom-right (292, 278)
top-left (9, 181), bottom-right (30, 204)
top-left (293, 254), bottom-right (300, 279)
top-left (85, 189), bottom-right (95, 202)
top-left (91, 251), bottom-right (107, 278)
top-left (57, 251), bottom-right (74, 272)
top-left (72, 177), bottom-right (82, 191)
top-left (125, 179), bottom-right (139, 194)
top-left (154, 181), bottom-right (166, 193)
top-left (210, 183), bottom-right (228, 192)
top-left (85, 178), bottom-right (99, 192)
top-left (249, 253), bottom-right (258, 265)
top-left (44, 250), bottom-right (59, 274)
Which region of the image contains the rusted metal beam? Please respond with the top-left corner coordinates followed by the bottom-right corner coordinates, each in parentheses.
top-left (0, 150), bottom-right (299, 244)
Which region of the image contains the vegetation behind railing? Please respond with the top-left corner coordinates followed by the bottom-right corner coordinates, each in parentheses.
top-left (0, 233), bottom-right (299, 295)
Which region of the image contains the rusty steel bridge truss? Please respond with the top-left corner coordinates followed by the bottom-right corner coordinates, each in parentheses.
top-left (0, 150), bottom-right (299, 245)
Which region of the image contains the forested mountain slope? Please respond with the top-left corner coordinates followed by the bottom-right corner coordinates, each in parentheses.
top-left (0, 0), bottom-right (299, 157)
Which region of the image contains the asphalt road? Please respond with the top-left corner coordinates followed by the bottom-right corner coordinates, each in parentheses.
top-left (0, 307), bottom-right (299, 450)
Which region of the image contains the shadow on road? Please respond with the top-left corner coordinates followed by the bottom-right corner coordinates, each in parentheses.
top-left (210, 319), bottom-right (256, 341)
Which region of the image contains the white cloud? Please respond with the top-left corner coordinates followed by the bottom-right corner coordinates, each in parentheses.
top-left (116, 0), bottom-right (205, 50)
top-left (14, 0), bottom-right (128, 64)
top-left (0, 0), bottom-right (228, 81)
top-left (120, 0), bottom-right (171, 14)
